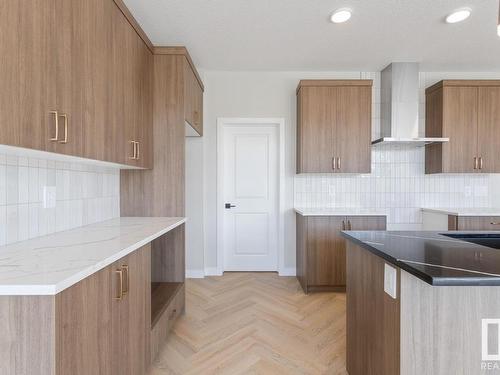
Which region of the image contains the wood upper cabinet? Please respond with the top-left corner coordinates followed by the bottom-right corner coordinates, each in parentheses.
top-left (296, 80), bottom-right (372, 174)
top-left (425, 80), bottom-right (500, 174)
top-left (184, 57), bottom-right (204, 135)
top-left (56, 244), bottom-right (151, 375)
top-left (296, 214), bottom-right (386, 294)
top-left (0, 0), bottom-right (56, 150)
top-left (0, 0), bottom-right (153, 167)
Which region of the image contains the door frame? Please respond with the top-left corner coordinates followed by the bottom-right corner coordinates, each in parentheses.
top-left (216, 118), bottom-right (285, 275)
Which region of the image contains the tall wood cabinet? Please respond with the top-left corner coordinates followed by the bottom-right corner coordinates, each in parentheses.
top-left (425, 80), bottom-right (500, 174)
top-left (296, 213), bottom-right (386, 294)
top-left (296, 80), bottom-right (372, 174)
top-left (0, 0), bottom-right (153, 168)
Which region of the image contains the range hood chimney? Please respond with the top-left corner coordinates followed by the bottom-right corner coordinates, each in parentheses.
top-left (371, 62), bottom-right (449, 146)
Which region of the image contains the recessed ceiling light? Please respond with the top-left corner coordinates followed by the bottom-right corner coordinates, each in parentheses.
top-left (331, 8), bottom-right (352, 23)
top-left (445, 8), bottom-right (471, 24)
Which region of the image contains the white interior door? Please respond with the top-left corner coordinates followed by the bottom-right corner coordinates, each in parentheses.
top-left (221, 123), bottom-right (279, 271)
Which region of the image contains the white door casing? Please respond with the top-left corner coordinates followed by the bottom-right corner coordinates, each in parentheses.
top-left (217, 118), bottom-right (284, 273)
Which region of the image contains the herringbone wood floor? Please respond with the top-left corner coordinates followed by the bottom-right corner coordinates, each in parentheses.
top-left (148, 272), bottom-right (348, 375)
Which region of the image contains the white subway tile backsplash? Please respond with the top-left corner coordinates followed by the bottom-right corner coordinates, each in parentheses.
top-left (295, 145), bottom-right (495, 227)
top-left (0, 154), bottom-right (120, 246)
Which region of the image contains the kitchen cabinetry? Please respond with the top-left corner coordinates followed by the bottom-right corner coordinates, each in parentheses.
top-left (184, 56), bottom-right (204, 135)
top-left (296, 213), bottom-right (386, 293)
top-left (296, 80), bottom-right (372, 173)
top-left (56, 244), bottom-right (151, 375)
top-left (425, 80), bottom-right (500, 174)
top-left (0, 0), bottom-right (153, 168)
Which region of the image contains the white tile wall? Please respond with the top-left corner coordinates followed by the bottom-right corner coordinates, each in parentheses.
top-left (0, 155), bottom-right (120, 246)
top-left (295, 71), bottom-right (500, 230)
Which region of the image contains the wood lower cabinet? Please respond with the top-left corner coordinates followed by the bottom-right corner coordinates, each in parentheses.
top-left (296, 214), bottom-right (386, 293)
top-left (449, 216), bottom-right (500, 231)
top-left (296, 80), bottom-right (372, 174)
top-left (425, 80), bottom-right (500, 174)
top-left (58, 244), bottom-right (151, 375)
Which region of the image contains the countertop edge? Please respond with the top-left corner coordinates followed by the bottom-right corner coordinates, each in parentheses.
top-left (0, 217), bottom-right (187, 296)
top-left (421, 208), bottom-right (500, 217)
top-left (294, 208), bottom-right (387, 217)
top-left (341, 231), bottom-right (500, 287)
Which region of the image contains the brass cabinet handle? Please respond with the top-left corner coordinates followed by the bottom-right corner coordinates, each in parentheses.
top-left (337, 157), bottom-right (341, 170)
top-left (474, 157), bottom-right (478, 170)
top-left (332, 157), bottom-right (336, 170)
top-left (479, 157), bottom-right (483, 170)
top-left (59, 114), bottom-right (68, 144)
top-left (491, 222), bottom-right (500, 225)
top-left (49, 110), bottom-right (59, 141)
top-left (342, 220), bottom-right (346, 230)
top-left (129, 140), bottom-right (137, 160)
top-left (114, 269), bottom-right (123, 300)
top-left (136, 142), bottom-right (140, 160)
top-left (348, 220), bottom-right (352, 230)
top-left (121, 265), bottom-right (129, 296)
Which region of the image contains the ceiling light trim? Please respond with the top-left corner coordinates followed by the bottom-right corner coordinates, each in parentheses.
top-left (445, 8), bottom-right (471, 24)
top-left (331, 8), bottom-right (352, 23)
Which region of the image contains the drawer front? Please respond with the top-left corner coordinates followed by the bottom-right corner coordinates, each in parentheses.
top-left (457, 216), bottom-right (500, 231)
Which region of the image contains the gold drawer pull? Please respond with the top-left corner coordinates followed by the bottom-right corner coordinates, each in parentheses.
top-left (348, 220), bottom-right (352, 230)
top-left (479, 157), bottom-right (483, 170)
top-left (121, 265), bottom-right (129, 296)
top-left (59, 113), bottom-right (68, 144)
top-left (337, 157), bottom-right (341, 170)
top-left (136, 142), bottom-right (140, 160)
top-left (49, 110), bottom-right (59, 141)
top-left (114, 269), bottom-right (123, 300)
top-left (474, 157), bottom-right (478, 170)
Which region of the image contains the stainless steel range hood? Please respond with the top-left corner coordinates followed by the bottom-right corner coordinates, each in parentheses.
top-left (371, 62), bottom-right (449, 147)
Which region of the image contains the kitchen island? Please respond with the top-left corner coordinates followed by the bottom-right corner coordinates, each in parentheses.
top-left (342, 231), bottom-right (500, 375)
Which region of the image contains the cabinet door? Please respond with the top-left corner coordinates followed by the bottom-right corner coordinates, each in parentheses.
top-left (306, 216), bottom-right (346, 286)
top-left (0, 0), bottom-right (56, 150)
top-left (457, 217), bottom-right (500, 231)
top-left (56, 262), bottom-right (113, 375)
top-left (297, 87), bottom-right (337, 173)
top-left (477, 87), bottom-right (500, 173)
top-left (184, 60), bottom-right (203, 135)
top-left (335, 86), bottom-right (372, 173)
top-left (135, 38), bottom-right (153, 169)
top-left (346, 216), bottom-right (387, 231)
top-left (112, 245), bottom-right (151, 375)
top-left (442, 87), bottom-right (478, 173)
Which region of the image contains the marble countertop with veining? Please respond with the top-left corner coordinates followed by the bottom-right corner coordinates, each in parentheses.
top-left (294, 207), bottom-right (387, 217)
top-left (0, 217), bottom-right (186, 295)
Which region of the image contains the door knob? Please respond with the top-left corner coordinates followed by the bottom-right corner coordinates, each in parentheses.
top-left (225, 203), bottom-right (236, 209)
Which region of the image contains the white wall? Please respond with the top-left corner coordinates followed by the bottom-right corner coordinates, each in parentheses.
top-left (0, 154), bottom-right (120, 246)
top-left (184, 70), bottom-right (500, 275)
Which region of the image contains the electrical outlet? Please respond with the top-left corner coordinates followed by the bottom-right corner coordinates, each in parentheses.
top-left (43, 186), bottom-right (56, 209)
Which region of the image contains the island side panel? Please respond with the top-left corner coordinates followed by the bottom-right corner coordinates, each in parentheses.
top-left (0, 296), bottom-right (56, 375)
top-left (400, 270), bottom-right (500, 375)
top-left (346, 241), bottom-right (400, 375)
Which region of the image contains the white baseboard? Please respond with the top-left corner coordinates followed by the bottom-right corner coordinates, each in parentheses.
top-left (204, 267), bottom-right (223, 276)
top-left (186, 269), bottom-right (205, 279)
top-left (278, 267), bottom-right (296, 276)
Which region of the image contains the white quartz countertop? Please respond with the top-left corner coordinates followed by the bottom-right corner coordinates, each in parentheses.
top-left (0, 217), bottom-right (186, 296)
top-left (421, 208), bottom-right (500, 216)
top-left (294, 208), bottom-right (387, 217)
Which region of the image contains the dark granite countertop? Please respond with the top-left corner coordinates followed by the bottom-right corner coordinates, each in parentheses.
top-left (341, 231), bottom-right (500, 286)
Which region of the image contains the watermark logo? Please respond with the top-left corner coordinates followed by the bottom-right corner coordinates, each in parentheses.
top-left (482, 319), bottom-right (500, 371)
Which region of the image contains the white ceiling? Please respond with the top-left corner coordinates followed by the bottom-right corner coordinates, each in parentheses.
top-left (123, 0), bottom-right (500, 71)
